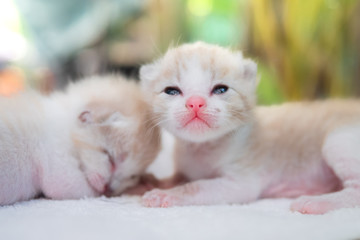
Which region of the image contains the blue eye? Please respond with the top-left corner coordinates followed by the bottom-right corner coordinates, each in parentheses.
top-left (164, 87), bottom-right (182, 96)
top-left (212, 85), bottom-right (228, 95)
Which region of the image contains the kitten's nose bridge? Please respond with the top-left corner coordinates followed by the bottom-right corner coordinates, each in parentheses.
top-left (186, 96), bottom-right (206, 112)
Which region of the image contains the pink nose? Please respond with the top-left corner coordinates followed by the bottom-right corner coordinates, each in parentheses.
top-left (186, 96), bottom-right (206, 112)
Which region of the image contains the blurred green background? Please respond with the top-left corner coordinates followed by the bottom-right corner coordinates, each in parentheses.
top-left (0, 0), bottom-right (359, 105)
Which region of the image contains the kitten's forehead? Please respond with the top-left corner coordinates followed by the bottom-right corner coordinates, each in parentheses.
top-left (142, 42), bottom-right (257, 96)
top-left (179, 57), bottom-right (213, 90)
top-left (162, 43), bottom-right (242, 85)
top-left (166, 43), bottom-right (237, 67)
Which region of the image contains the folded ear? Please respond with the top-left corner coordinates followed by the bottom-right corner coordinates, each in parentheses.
top-left (139, 61), bottom-right (160, 90)
top-left (78, 110), bottom-right (129, 127)
top-left (78, 111), bottom-right (93, 124)
top-left (236, 52), bottom-right (257, 82)
top-left (243, 58), bottom-right (258, 83)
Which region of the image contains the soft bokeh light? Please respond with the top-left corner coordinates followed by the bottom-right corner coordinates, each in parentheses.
top-left (0, 0), bottom-right (27, 62)
top-left (0, 67), bottom-right (24, 96)
top-left (0, 0), bottom-right (358, 102)
top-left (0, 0), bottom-right (27, 96)
top-left (0, 0), bottom-right (22, 31)
top-left (187, 0), bottom-right (213, 17)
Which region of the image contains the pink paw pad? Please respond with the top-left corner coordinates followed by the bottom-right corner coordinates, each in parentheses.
top-left (142, 189), bottom-right (178, 208)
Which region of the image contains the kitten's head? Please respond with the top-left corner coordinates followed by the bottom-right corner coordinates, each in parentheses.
top-left (70, 77), bottom-right (161, 196)
top-left (140, 42), bottom-right (258, 142)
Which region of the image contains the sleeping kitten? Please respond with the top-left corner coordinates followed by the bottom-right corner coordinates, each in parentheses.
top-left (0, 75), bottom-right (160, 205)
top-left (139, 41), bottom-right (360, 214)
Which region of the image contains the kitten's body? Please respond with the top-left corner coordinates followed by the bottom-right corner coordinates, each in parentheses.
top-left (0, 76), bottom-right (160, 205)
top-left (249, 101), bottom-right (359, 199)
top-left (140, 42), bottom-right (360, 214)
top-left (175, 101), bottom-right (359, 198)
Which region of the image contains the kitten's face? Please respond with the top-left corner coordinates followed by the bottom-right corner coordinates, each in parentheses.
top-left (141, 42), bottom-right (258, 142)
top-left (74, 102), bottom-right (160, 196)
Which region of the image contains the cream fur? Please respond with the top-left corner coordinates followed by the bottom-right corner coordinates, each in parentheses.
top-left (0, 75), bottom-right (160, 205)
top-left (140, 42), bottom-right (360, 214)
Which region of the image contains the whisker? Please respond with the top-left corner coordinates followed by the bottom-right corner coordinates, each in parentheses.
top-left (144, 117), bottom-right (171, 138)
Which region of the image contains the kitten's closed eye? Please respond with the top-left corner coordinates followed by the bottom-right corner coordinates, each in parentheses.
top-left (102, 149), bottom-right (116, 172)
top-left (212, 85), bottom-right (229, 95)
top-left (164, 87), bottom-right (182, 96)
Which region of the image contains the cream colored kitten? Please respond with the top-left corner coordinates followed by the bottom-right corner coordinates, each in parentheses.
top-left (0, 75), bottom-right (160, 205)
top-left (140, 41), bottom-right (360, 214)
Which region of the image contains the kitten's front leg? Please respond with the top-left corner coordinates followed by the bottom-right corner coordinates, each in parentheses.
top-left (142, 176), bottom-right (262, 207)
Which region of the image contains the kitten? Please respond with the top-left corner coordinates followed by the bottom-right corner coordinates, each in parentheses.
top-left (0, 75), bottom-right (160, 205)
top-left (139, 41), bottom-right (360, 214)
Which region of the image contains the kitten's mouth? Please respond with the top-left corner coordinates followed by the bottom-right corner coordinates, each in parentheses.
top-left (184, 116), bottom-right (211, 128)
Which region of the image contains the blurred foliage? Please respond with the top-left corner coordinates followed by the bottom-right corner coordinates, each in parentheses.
top-left (2, 0), bottom-right (360, 102)
top-left (247, 0), bottom-right (360, 104)
top-left (185, 0), bottom-right (247, 46)
top-left (180, 0), bottom-right (360, 104)
top-left (256, 62), bottom-right (285, 104)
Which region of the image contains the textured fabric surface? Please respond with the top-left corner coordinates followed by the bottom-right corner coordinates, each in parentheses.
top-left (1, 196), bottom-right (360, 240)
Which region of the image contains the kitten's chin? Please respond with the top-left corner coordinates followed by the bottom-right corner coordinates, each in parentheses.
top-left (178, 134), bottom-right (220, 143)
top-left (170, 123), bottom-right (231, 143)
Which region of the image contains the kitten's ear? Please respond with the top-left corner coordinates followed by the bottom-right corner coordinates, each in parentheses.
top-left (236, 51), bottom-right (258, 87)
top-left (236, 52), bottom-right (257, 81)
top-left (78, 111), bottom-right (128, 127)
top-left (243, 59), bottom-right (258, 82)
top-left (79, 111), bottom-right (93, 124)
top-left (140, 61), bottom-right (160, 89)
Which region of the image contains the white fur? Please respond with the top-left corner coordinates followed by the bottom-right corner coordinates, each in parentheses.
top-left (0, 75), bottom-right (160, 205)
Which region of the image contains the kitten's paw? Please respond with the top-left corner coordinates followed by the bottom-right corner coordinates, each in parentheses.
top-left (86, 172), bottom-right (107, 194)
top-left (290, 196), bottom-right (337, 214)
top-left (142, 189), bottom-right (179, 208)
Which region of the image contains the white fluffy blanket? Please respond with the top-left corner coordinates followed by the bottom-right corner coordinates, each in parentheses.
top-left (1, 197), bottom-right (360, 240)
top-left (1, 132), bottom-right (360, 240)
